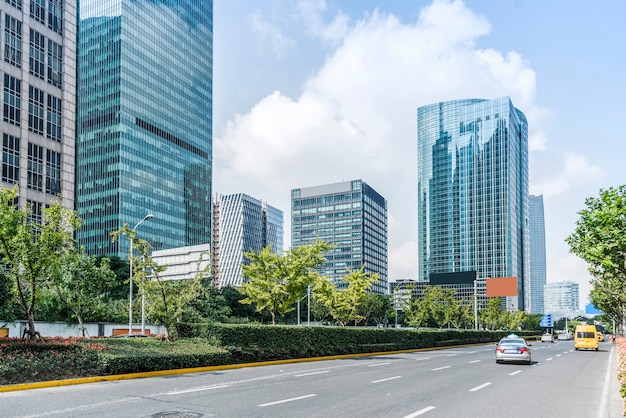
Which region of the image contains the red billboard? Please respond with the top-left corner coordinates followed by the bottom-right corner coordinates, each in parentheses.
top-left (486, 277), bottom-right (518, 297)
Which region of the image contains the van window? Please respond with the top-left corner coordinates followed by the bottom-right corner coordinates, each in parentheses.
top-left (577, 332), bottom-right (595, 339)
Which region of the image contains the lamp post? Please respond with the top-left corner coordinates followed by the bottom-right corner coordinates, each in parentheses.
top-left (129, 214), bottom-right (153, 335)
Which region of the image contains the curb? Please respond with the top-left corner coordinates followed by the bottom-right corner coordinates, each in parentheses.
top-left (0, 345), bottom-right (462, 393)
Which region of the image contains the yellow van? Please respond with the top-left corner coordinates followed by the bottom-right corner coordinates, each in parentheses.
top-left (574, 324), bottom-right (599, 351)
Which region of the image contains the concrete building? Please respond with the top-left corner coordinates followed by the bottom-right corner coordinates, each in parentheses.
top-left (291, 180), bottom-right (388, 295)
top-left (416, 97), bottom-right (529, 310)
top-left (544, 281), bottom-right (580, 318)
top-left (75, 0), bottom-right (213, 257)
top-left (1, 0), bottom-right (76, 215)
top-left (529, 194), bottom-right (547, 314)
top-left (213, 193), bottom-right (283, 288)
top-left (151, 243), bottom-right (211, 281)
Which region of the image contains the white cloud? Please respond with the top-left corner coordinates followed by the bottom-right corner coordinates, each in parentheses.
top-left (250, 11), bottom-right (295, 58)
top-left (295, 0), bottom-right (349, 44)
top-left (215, 0), bottom-right (546, 281)
top-left (531, 152), bottom-right (605, 197)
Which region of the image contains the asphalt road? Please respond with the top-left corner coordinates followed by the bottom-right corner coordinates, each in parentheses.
top-left (0, 340), bottom-right (620, 418)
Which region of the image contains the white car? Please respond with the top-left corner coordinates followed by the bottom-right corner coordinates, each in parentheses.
top-left (541, 332), bottom-right (554, 343)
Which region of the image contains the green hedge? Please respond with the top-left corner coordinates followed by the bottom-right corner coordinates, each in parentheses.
top-left (174, 323), bottom-right (538, 363)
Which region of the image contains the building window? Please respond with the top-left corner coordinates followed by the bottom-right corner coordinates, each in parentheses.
top-left (46, 94), bottom-right (61, 142)
top-left (27, 143), bottom-right (44, 191)
top-left (47, 40), bottom-right (62, 87)
top-left (5, 0), bottom-right (22, 11)
top-left (4, 15), bottom-right (22, 68)
top-left (3, 74), bottom-right (21, 126)
top-left (29, 29), bottom-right (45, 79)
top-left (27, 200), bottom-right (43, 224)
top-left (2, 133), bottom-right (20, 184)
top-left (46, 149), bottom-right (60, 195)
top-left (28, 86), bottom-right (45, 135)
top-left (30, 0), bottom-right (46, 24)
top-left (47, 0), bottom-right (63, 35)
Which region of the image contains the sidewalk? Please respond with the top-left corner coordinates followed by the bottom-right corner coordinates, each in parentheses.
top-left (609, 344), bottom-right (624, 417)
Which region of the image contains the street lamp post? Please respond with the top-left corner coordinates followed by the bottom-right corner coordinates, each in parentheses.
top-left (129, 214), bottom-right (153, 335)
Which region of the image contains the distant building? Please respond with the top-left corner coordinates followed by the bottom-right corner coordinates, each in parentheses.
top-left (151, 243), bottom-right (211, 281)
top-left (416, 97), bottom-right (529, 311)
top-left (528, 195), bottom-right (547, 314)
top-left (291, 179), bottom-right (388, 295)
top-left (213, 193), bottom-right (283, 288)
top-left (75, 0), bottom-right (213, 257)
top-left (0, 1), bottom-right (77, 216)
top-left (544, 281), bottom-right (579, 317)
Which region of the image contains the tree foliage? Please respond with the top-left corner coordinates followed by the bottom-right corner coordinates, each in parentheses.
top-left (0, 186), bottom-right (80, 339)
top-left (566, 185), bottom-right (626, 320)
top-left (313, 266), bottom-right (379, 326)
top-left (239, 241), bottom-right (333, 325)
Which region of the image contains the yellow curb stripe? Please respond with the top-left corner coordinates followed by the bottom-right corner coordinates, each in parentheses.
top-left (0, 343), bottom-right (482, 393)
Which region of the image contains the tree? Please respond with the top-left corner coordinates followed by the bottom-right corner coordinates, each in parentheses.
top-left (313, 266), bottom-right (379, 326)
top-left (51, 248), bottom-right (116, 336)
top-left (359, 293), bottom-right (390, 326)
top-left (450, 300), bottom-right (472, 330)
top-left (479, 298), bottom-right (503, 330)
top-left (401, 287), bottom-right (429, 329)
top-left (239, 241), bottom-right (333, 325)
top-left (0, 186), bottom-right (80, 340)
top-left (566, 185), bottom-right (626, 320)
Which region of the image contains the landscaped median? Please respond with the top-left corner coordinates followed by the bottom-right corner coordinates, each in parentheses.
top-left (0, 324), bottom-right (537, 388)
top-left (615, 336), bottom-right (626, 416)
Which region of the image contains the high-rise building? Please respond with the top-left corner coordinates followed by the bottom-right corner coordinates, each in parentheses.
top-left (75, 1), bottom-right (212, 257)
top-left (529, 194), bottom-right (547, 314)
top-left (544, 281), bottom-right (579, 317)
top-left (213, 193), bottom-right (283, 288)
top-left (291, 180), bottom-right (388, 295)
top-left (417, 97), bottom-right (529, 310)
top-left (1, 1), bottom-right (76, 216)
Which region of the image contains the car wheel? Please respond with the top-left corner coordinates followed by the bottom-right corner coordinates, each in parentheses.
top-left (527, 360), bottom-right (532, 365)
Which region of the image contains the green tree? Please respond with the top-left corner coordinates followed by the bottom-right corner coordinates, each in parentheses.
top-left (401, 287), bottom-right (428, 329)
top-left (479, 298), bottom-right (503, 330)
top-left (313, 266), bottom-right (379, 326)
top-left (239, 241), bottom-right (333, 325)
top-left (566, 185), bottom-right (626, 320)
top-left (450, 300), bottom-right (472, 330)
top-left (359, 293), bottom-right (390, 326)
top-left (0, 186), bottom-right (80, 340)
top-left (51, 248), bottom-right (116, 335)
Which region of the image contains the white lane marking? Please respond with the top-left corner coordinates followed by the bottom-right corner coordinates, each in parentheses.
top-left (432, 366), bottom-right (451, 371)
top-left (415, 357), bottom-right (431, 361)
top-left (509, 370), bottom-right (522, 376)
top-left (295, 370), bottom-right (330, 377)
top-left (368, 362), bottom-right (392, 367)
top-left (546, 358), bottom-right (553, 361)
top-left (556, 354), bottom-right (561, 357)
top-left (166, 384), bottom-right (231, 395)
top-left (598, 346), bottom-right (614, 418)
top-left (469, 382), bottom-right (492, 392)
top-left (259, 394), bottom-right (317, 407)
top-left (447, 354), bottom-right (457, 357)
top-left (468, 351), bottom-right (477, 354)
top-left (469, 360), bottom-right (481, 364)
top-left (403, 406), bottom-right (436, 417)
top-left (371, 376), bottom-right (402, 383)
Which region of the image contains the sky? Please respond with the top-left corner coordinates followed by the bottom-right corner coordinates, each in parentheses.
top-left (212, 0), bottom-right (626, 310)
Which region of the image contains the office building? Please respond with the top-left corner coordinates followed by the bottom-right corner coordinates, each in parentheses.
top-left (1, 1), bottom-right (76, 216)
top-left (417, 97), bottom-right (529, 310)
top-left (151, 243), bottom-right (211, 281)
top-left (544, 281), bottom-right (579, 318)
top-left (529, 194), bottom-right (547, 314)
top-left (75, 1), bottom-right (213, 257)
top-left (291, 180), bottom-right (388, 295)
top-left (213, 193), bottom-right (283, 288)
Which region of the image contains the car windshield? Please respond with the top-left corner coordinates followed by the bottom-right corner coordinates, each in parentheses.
top-left (499, 339), bottom-right (525, 346)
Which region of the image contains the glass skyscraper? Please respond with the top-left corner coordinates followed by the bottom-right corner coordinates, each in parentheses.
top-left (291, 180), bottom-right (388, 295)
top-left (417, 97), bottom-right (529, 310)
top-left (76, 0), bottom-right (212, 256)
top-left (213, 193), bottom-right (283, 288)
top-left (544, 281), bottom-right (579, 317)
top-left (529, 194), bottom-right (546, 314)
top-left (1, 1), bottom-right (76, 216)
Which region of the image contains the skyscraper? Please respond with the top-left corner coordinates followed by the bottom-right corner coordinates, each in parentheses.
top-left (544, 281), bottom-right (579, 317)
top-left (213, 193), bottom-right (283, 288)
top-left (417, 97), bottom-right (529, 310)
top-left (291, 180), bottom-right (388, 295)
top-left (529, 194), bottom-right (547, 314)
top-left (1, 1), bottom-right (76, 216)
top-left (75, 1), bottom-right (212, 257)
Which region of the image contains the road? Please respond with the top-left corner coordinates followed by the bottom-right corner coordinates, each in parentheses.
top-left (0, 340), bottom-right (619, 417)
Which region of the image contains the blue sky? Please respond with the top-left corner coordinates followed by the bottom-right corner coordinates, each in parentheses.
top-left (213, 0), bottom-right (626, 309)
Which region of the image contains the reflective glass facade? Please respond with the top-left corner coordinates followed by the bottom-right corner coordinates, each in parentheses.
top-left (417, 97), bottom-right (529, 310)
top-left (76, 0), bottom-right (212, 256)
top-left (529, 194), bottom-right (546, 314)
top-left (214, 193), bottom-right (283, 288)
top-left (1, 0), bottom-right (76, 212)
top-left (291, 180), bottom-right (388, 295)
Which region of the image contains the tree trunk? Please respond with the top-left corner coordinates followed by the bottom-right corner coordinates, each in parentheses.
top-left (77, 314), bottom-right (86, 337)
top-left (27, 311), bottom-right (37, 341)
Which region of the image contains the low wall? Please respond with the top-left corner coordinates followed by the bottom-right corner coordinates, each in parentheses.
top-left (0, 321), bottom-right (165, 338)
